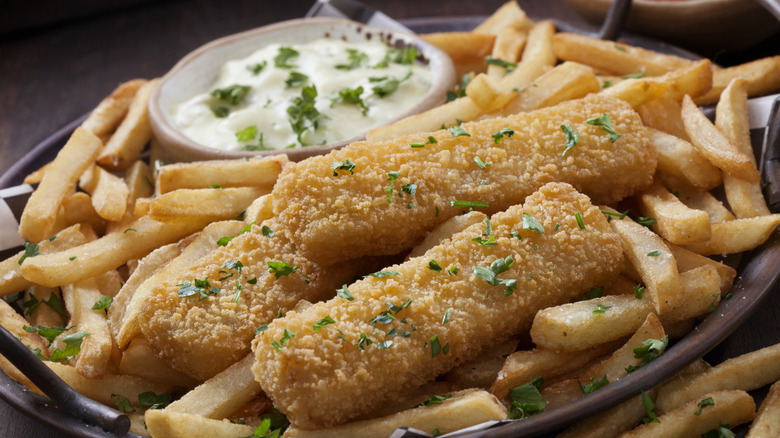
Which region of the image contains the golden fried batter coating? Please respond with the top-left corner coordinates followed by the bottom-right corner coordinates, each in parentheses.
top-left (139, 221), bottom-right (359, 381)
top-left (273, 94), bottom-right (655, 265)
top-left (253, 183), bottom-right (624, 429)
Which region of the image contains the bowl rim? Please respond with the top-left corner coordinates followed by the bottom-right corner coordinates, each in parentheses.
top-left (148, 16), bottom-right (456, 162)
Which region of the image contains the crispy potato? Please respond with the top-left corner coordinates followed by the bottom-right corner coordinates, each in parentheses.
top-left (20, 216), bottom-right (207, 287)
top-left (487, 26), bottom-right (527, 80)
top-left (465, 73), bottom-right (516, 112)
top-left (166, 354), bottom-right (261, 418)
top-left (639, 180), bottom-right (711, 244)
top-left (19, 127), bottom-right (102, 243)
top-left (106, 160), bottom-right (156, 234)
top-left (62, 192), bottom-right (107, 233)
top-left (97, 78), bottom-right (158, 171)
top-left (406, 211), bottom-right (485, 260)
top-left (79, 165), bottom-right (130, 222)
top-left (120, 337), bottom-right (198, 388)
top-left (473, 1), bottom-right (531, 35)
top-left (284, 389), bottom-right (508, 438)
top-left (619, 390), bottom-right (755, 438)
top-left (647, 130), bottom-right (722, 191)
top-left (610, 217), bottom-right (683, 315)
top-left (600, 77), bottom-right (669, 108)
top-left (22, 161), bottom-right (53, 185)
top-left (145, 409), bottom-right (254, 438)
top-left (497, 20), bottom-right (556, 93)
top-left (681, 94), bottom-right (760, 183)
top-left (23, 285), bottom-right (66, 328)
top-left (664, 241), bottom-right (736, 294)
top-left (559, 390), bottom-right (657, 438)
top-left (682, 214), bottom-right (780, 255)
top-left (658, 174), bottom-right (734, 223)
top-left (366, 96), bottom-right (484, 142)
top-left (82, 79), bottom-right (147, 137)
top-left (156, 155), bottom-right (287, 193)
top-left (747, 380), bottom-right (780, 438)
top-left (656, 342), bottom-right (780, 414)
top-left (134, 197), bottom-right (152, 218)
top-left (62, 277), bottom-right (114, 378)
top-left (420, 32), bottom-right (494, 77)
top-left (553, 33), bottom-right (693, 76)
top-left (540, 378), bottom-right (584, 409)
top-left (636, 93), bottom-right (690, 140)
top-left (655, 59), bottom-right (713, 101)
top-left (147, 187), bottom-right (264, 224)
top-left (695, 55), bottom-right (780, 105)
top-left (242, 194), bottom-right (275, 225)
top-left (441, 339), bottom-right (518, 390)
top-left (356, 382), bottom-right (459, 421)
top-left (0, 299), bottom-right (48, 391)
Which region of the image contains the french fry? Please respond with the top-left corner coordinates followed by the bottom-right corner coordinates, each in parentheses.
top-left (79, 165), bottom-right (130, 222)
top-left (420, 32), bottom-right (495, 77)
top-left (558, 390), bottom-right (657, 438)
top-left (654, 59), bottom-right (713, 101)
top-left (619, 390), bottom-right (755, 438)
top-left (147, 187), bottom-right (264, 224)
top-left (114, 220), bottom-right (245, 347)
top-left (145, 410), bottom-right (254, 438)
top-left (465, 73), bottom-right (516, 112)
top-left (406, 211), bottom-right (484, 260)
top-left (747, 380), bottom-right (780, 438)
top-left (658, 173), bottom-right (734, 223)
top-left (497, 20), bottom-right (556, 93)
top-left (716, 78), bottom-right (771, 218)
top-left (62, 192), bottom-right (107, 233)
top-left (600, 77), bottom-right (669, 108)
top-left (682, 214), bottom-right (780, 255)
top-left (81, 79), bottom-right (147, 137)
top-left (487, 26), bottom-right (527, 80)
top-left (120, 337), bottom-right (199, 388)
top-left (553, 33), bottom-right (693, 76)
top-left (655, 342), bottom-right (780, 414)
top-left (441, 339), bottom-right (517, 390)
top-left (22, 161), bottom-right (53, 185)
top-left (97, 78), bottom-right (158, 171)
top-left (610, 217), bottom-right (683, 315)
top-left (156, 155), bottom-right (287, 193)
top-left (19, 127), bottom-right (102, 243)
top-left (664, 241), bottom-right (736, 294)
top-left (540, 379), bottom-right (584, 410)
top-left (638, 180), bottom-right (711, 244)
top-left (166, 354), bottom-right (261, 418)
top-left (23, 285), bottom-right (66, 328)
top-left (242, 194), bottom-right (275, 225)
top-left (284, 389), bottom-right (508, 438)
top-left (0, 299), bottom-right (49, 391)
top-left (62, 277), bottom-right (114, 378)
top-left (681, 94), bottom-right (760, 183)
top-left (473, 1), bottom-right (531, 35)
top-left (694, 55), bottom-right (780, 105)
top-left (134, 197), bottom-right (152, 218)
top-left (20, 216), bottom-right (207, 287)
top-left (648, 130), bottom-right (723, 191)
top-left (636, 94), bottom-right (690, 140)
top-left (107, 160), bottom-right (156, 234)
top-left (357, 382), bottom-right (458, 421)
top-left (530, 266), bottom-right (720, 351)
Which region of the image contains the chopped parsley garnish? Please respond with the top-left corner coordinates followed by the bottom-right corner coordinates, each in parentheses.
top-left (274, 47), bottom-right (299, 68)
top-left (124, 228), bottom-right (137, 233)
top-left (18, 242), bottom-right (39, 265)
top-left (474, 156), bottom-right (491, 169)
top-left (386, 299), bottom-right (412, 313)
top-left (586, 113), bottom-right (621, 142)
top-left (261, 225), bottom-right (273, 237)
top-left (601, 80), bottom-right (613, 89)
top-left (626, 336), bottom-right (669, 373)
top-left (256, 325), bottom-right (269, 335)
top-left (112, 394), bottom-right (135, 413)
top-left (287, 85), bottom-right (326, 145)
top-left (23, 324), bottom-right (69, 345)
top-left (579, 375), bottom-right (608, 394)
top-left (411, 136), bottom-right (438, 148)
top-left (575, 212), bottom-right (586, 229)
top-left (336, 284), bottom-right (354, 301)
top-left (178, 278), bottom-right (220, 300)
top-left (508, 377), bottom-right (547, 419)
top-left (385, 171), bottom-right (400, 202)
top-left (702, 424), bottom-right (735, 438)
top-left (313, 316), bottom-right (336, 331)
top-left (427, 334), bottom-right (448, 357)
top-left (333, 86), bottom-right (368, 115)
top-left (428, 260), bottom-right (443, 273)
top-left (442, 308), bottom-right (452, 324)
top-left (243, 133), bottom-right (267, 151)
top-left (371, 71), bottom-right (412, 98)
top-left (217, 222), bottom-right (255, 246)
top-left (418, 394), bottom-right (452, 407)
top-left (358, 332), bottom-right (372, 350)
top-left (376, 46), bottom-right (418, 67)
top-left (365, 270), bottom-right (400, 278)
top-left (69, 256), bottom-right (77, 261)
top-left (554, 223), bottom-right (561, 231)
top-left (271, 328), bottom-right (296, 350)
top-left (695, 397), bottom-right (715, 415)
top-left (636, 216), bottom-right (657, 227)
top-left (472, 218), bottom-right (497, 247)
top-left (522, 212), bottom-right (545, 234)
top-left (285, 71), bottom-right (309, 88)
top-left (474, 255), bottom-right (517, 296)
top-left (446, 73), bottom-right (472, 102)
top-left (376, 340), bottom-right (394, 349)
top-left (48, 331), bottom-right (90, 362)
top-left (485, 56), bottom-right (517, 73)
top-left (513, 83), bottom-right (537, 93)
top-left (211, 84), bottom-right (251, 106)
top-left (138, 392), bottom-right (172, 410)
top-left (634, 284), bottom-right (646, 299)
top-left (592, 303), bottom-right (612, 314)
top-left (211, 106), bottom-right (229, 118)
top-left (647, 250), bottom-right (662, 257)
top-left (235, 125), bottom-right (258, 142)
top-left (491, 128), bottom-right (515, 143)
top-left (449, 125), bottom-right (470, 137)
top-left (447, 265), bottom-right (459, 275)
top-left (401, 183), bottom-right (418, 197)
top-left (641, 390), bottom-right (659, 423)
top-left (577, 286), bottom-right (603, 301)
top-left (268, 261), bottom-right (297, 278)
top-left (601, 209), bottom-right (628, 221)
top-left (450, 200), bottom-right (488, 209)
top-left (622, 72), bottom-right (646, 79)
top-left (23, 293), bottom-right (66, 317)
top-left (335, 49), bottom-right (368, 70)
top-left (91, 295), bottom-right (112, 310)
top-left (369, 311), bottom-right (395, 326)
top-left (247, 61), bottom-right (267, 75)
top-left (331, 159), bottom-right (357, 176)
top-left (560, 124), bottom-right (580, 157)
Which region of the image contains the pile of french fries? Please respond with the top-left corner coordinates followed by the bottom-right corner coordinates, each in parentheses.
top-left (1, 1), bottom-right (780, 437)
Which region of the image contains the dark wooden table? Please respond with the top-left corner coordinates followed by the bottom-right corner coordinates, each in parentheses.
top-left (1, 1), bottom-right (778, 437)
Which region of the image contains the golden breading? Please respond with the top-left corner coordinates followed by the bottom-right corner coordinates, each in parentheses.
top-left (253, 183), bottom-right (625, 429)
top-left (139, 221), bottom-right (360, 381)
top-left (273, 94), bottom-right (655, 266)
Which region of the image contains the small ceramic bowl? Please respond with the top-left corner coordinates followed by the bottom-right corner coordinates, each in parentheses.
top-left (148, 17), bottom-right (456, 163)
top-left (565, 0), bottom-right (780, 56)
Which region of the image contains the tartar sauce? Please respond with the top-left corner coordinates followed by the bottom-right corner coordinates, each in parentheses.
top-left (173, 38), bottom-right (433, 151)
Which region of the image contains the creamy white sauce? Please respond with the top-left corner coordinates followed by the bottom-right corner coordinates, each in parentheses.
top-left (173, 38), bottom-right (433, 151)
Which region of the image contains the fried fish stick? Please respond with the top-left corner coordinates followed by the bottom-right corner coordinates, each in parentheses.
top-left (273, 95), bottom-right (655, 265)
top-left (139, 221), bottom-right (365, 381)
top-left (254, 183), bottom-right (624, 429)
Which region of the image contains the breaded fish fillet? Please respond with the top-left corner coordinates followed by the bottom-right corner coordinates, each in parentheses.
top-left (253, 182), bottom-right (624, 429)
top-left (273, 94), bottom-right (655, 265)
top-left (139, 221), bottom-right (361, 381)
